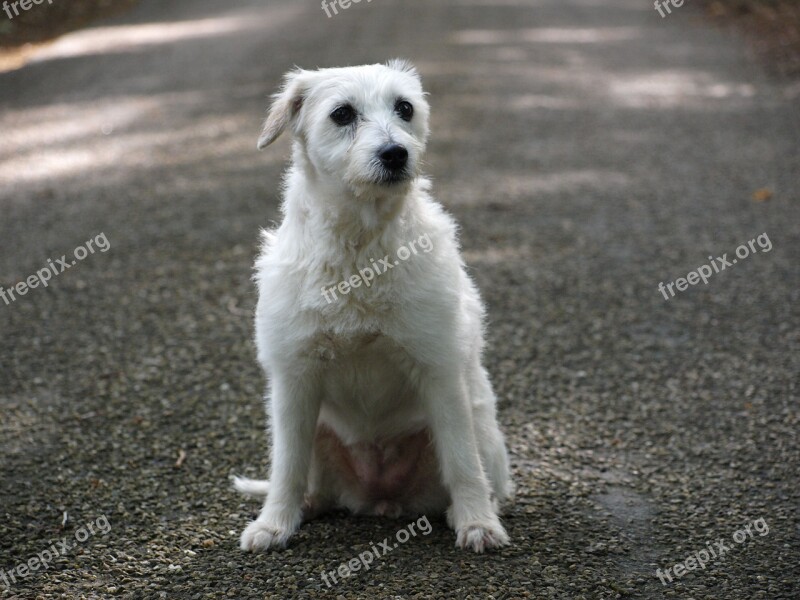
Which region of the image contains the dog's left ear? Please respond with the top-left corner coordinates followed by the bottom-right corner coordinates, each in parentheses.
top-left (257, 69), bottom-right (310, 150)
top-left (385, 58), bottom-right (420, 81)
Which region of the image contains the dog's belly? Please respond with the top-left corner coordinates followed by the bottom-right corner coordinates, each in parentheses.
top-left (312, 332), bottom-right (446, 513)
top-left (316, 425), bottom-right (438, 506)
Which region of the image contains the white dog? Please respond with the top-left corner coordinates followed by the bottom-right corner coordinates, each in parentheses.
top-left (235, 59), bottom-right (513, 553)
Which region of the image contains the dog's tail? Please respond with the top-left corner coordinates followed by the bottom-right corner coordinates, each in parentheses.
top-left (231, 476), bottom-right (270, 498)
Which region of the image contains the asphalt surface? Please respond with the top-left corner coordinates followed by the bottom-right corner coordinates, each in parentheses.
top-left (1, 0), bottom-right (798, 598)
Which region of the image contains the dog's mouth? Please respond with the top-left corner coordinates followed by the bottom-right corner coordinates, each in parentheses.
top-left (348, 159), bottom-right (415, 193)
top-left (374, 169), bottom-right (412, 186)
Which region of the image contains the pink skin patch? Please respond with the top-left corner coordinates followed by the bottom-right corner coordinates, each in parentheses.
top-left (315, 426), bottom-right (439, 512)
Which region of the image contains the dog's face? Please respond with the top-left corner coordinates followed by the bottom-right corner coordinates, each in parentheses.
top-left (257, 60), bottom-right (430, 195)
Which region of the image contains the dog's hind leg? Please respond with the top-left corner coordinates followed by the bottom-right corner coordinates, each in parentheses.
top-left (234, 475), bottom-right (331, 522)
top-left (233, 433), bottom-right (338, 522)
top-left (302, 437), bottom-right (339, 520)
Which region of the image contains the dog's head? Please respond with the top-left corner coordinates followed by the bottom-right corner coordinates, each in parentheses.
top-left (257, 60), bottom-right (430, 195)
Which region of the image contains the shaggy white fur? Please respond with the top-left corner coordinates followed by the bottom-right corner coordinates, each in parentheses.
top-left (235, 60), bottom-right (513, 553)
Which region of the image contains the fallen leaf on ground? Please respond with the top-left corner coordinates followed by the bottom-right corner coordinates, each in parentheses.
top-left (752, 188), bottom-right (772, 202)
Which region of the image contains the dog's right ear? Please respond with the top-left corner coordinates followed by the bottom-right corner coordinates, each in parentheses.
top-left (257, 69), bottom-right (310, 150)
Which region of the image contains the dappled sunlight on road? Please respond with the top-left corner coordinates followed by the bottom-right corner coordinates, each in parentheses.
top-left (439, 20), bottom-right (767, 120)
top-left (0, 3), bottom-right (304, 192)
top-left (497, 170), bottom-right (631, 198)
top-left (451, 27), bottom-right (642, 45)
top-left (0, 91), bottom-right (284, 188)
top-left (3, 97), bottom-right (160, 154)
top-left (451, 92), bottom-right (586, 111)
top-left (29, 7), bottom-right (301, 63)
top-left (463, 243), bottom-right (533, 265)
top-left (608, 71), bottom-right (757, 108)
top-left (444, 169), bottom-right (632, 208)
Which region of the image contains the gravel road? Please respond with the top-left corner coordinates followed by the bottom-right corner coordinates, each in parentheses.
top-left (1, 0), bottom-right (798, 598)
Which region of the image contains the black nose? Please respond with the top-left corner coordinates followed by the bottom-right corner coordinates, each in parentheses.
top-left (378, 144), bottom-right (408, 171)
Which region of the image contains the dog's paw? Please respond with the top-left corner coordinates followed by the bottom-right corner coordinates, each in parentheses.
top-left (455, 521), bottom-right (510, 553)
top-left (239, 519), bottom-right (294, 552)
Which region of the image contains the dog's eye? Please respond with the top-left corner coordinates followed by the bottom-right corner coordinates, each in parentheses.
top-left (395, 100), bottom-right (413, 121)
top-left (330, 105), bottom-right (357, 126)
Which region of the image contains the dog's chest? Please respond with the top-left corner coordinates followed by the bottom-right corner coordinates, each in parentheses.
top-left (313, 331), bottom-right (422, 436)
top-left (311, 330), bottom-right (384, 362)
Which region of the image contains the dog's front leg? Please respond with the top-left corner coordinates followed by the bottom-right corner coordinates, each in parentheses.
top-left (419, 369), bottom-right (510, 552)
top-left (240, 370), bottom-right (322, 551)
